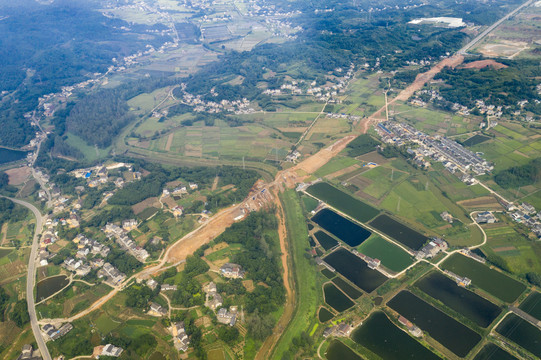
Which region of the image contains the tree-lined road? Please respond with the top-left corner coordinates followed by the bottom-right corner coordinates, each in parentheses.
top-left (5, 197), bottom-right (51, 360)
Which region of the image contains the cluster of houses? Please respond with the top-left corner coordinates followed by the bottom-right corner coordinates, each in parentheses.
top-left (63, 234), bottom-right (111, 277)
top-left (376, 121), bottom-right (493, 176)
top-left (149, 302), bottom-right (168, 317)
top-left (264, 63), bottom-right (355, 103)
top-left (322, 322), bottom-right (353, 338)
top-left (170, 322), bottom-right (190, 352)
top-left (415, 238), bottom-right (448, 260)
top-left (202, 265), bottom-right (245, 327)
top-left (174, 82), bottom-right (255, 115)
top-left (104, 221), bottom-right (150, 262)
top-left (70, 163), bottom-right (136, 189)
top-left (42, 323), bottom-right (73, 341)
top-left (506, 202), bottom-right (541, 238)
top-left (204, 282), bottom-right (223, 311)
top-left (97, 262), bottom-right (126, 286)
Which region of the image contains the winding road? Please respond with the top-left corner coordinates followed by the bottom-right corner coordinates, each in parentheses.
top-left (4, 197), bottom-right (51, 360)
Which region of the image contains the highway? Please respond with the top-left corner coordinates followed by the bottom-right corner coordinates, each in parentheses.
top-left (5, 197), bottom-right (52, 360)
top-left (458, 0), bottom-right (534, 54)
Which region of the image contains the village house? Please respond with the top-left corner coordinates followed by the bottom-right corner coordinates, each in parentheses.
top-left (16, 344), bottom-right (41, 360)
top-left (204, 282), bottom-right (223, 311)
top-left (149, 302), bottom-right (167, 317)
top-left (98, 344), bottom-right (124, 357)
top-left (217, 306), bottom-right (238, 326)
top-left (475, 211), bottom-right (496, 224)
top-left (416, 238), bottom-right (448, 259)
top-left (220, 263), bottom-right (245, 279)
top-left (440, 211), bottom-right (453, 223)
top-left (171, 322), bottom-right (190, 352)
top-left (42, 323), bottom-right (73, 341)
top-left (122, 219), bottom-right (138, 231)
top-left (398, 316), bottom-right (422, 337)
top-left (161, 284), bottom-right (177, 291)
top-left (147, 279), bottom-right (159, 291)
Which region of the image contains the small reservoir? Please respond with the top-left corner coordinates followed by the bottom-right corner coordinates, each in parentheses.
top-left (312, 209), bottom-right (371, 247)
top-left (387, 291), bottom-right (481, 357)
top-left (351, 311), bottom-right (440, 360)
top-left (0, 147), bottom-right (28, 165)
top-left (325, 340), bottom-right (363, 360)
top-left (369, 214), bottom-right (428, 250)
top-left (323, 283), bottom-right (354, 312)
top-left (415, 271), bottom-right (501, 328)
top-left (36, 275), bottom-right (69, 302)
top-left (324, 248), bottom-right (387, 293)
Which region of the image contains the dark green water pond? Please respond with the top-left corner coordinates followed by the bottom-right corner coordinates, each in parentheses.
top-left (0, 147), bottom-right (28, 165)
top-left (318, 307), bottom-right (334, 322)
top-left (321, 269), bottom-right (336, 279)
top-left (473, 343), bottom-right (518, 360)
top-left (307, 182), bottom-right (379, 222)
top-left (496, 313), bottom-right (541, 357)
top-left (312, 209), bottom-right (371, 247)
top-left (314, 230), bottom-right (339, 251)
top-left (332, 277), bottom-right (362, 299)
top-left (36, 275), bottom-right (69, 301)
top-left (369, 214), bottom-right (428, 250)
top-left (326, 340), bottom-right (363, 360)
top-left (149, 352), bottom-right (166, 360)
top-left (324, 283), bottom-right (354, 312)
top-left (351, 311), bottom-right (440, 360)
top-left (519, 291), bottom-right (541, 321)
top-left (415, 271), bottom-right (501, 328)
top-left (324, 248), bottom-right (387, 293)
top-left (387, 291), bottom-right (481, 357)
top-left (441, 254), bottom-right (526, 303)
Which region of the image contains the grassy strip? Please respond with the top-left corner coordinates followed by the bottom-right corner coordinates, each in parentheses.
top-left (272, 190), bottom-right (318, 359)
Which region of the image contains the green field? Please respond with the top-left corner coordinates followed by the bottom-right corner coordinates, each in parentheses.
top-left (359, 166), bottom-right (409, 200)
top-left (357, 235), bottom-right (413, 272)
top-left (273, 190), bottom-right (319, 359)
top-left (441, 253), bottom-right (526, 303)
top-left (306, 182), bottom-right (380, 223)
top-left (314, 156), bottom-right (358, 178)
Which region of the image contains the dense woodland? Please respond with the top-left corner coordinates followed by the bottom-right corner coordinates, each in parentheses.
top-left (434, 59), bottom-right (541, 114)
top-left (109, 162), bottom-right (259, 211)
top-left (0, 198), bottom-right (28, 230)
top-left (0, 0), bottom-right (170, 148)
top-left (494, 157), bottom-right (541, 189)
top-left (346, 134), bottom-right (381, 157)
top-left (212, 211), bottom-right (285, 339)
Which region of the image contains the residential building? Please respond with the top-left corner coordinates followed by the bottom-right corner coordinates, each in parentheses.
top-left (220, 263), bottom-right (245, 279)
top-left (171, 322), bottom-right (190, 352)
top-left (475, 211), bottom-right (496, 224)
top-left (100, 344), bottom-right (123, 357)
top-left (440, 211), bottom-right (453, 223)
top-left (217, 306), bottom-right (237, 326)
top-left (149, 302), bottom-right (167, 316)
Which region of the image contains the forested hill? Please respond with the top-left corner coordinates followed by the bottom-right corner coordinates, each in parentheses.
top-left (0, 0), bottom-right (171, 148)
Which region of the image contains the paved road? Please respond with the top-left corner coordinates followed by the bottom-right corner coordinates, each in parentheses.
top-left (5, 197), bottom-right (51, 360)
top-left (458, 0), bottom-right (534, 54)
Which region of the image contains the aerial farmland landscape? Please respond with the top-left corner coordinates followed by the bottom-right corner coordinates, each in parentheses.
top-left (0, 0), bottom-right (540, 359)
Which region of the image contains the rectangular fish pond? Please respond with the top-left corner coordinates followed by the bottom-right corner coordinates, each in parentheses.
top-left (306, 182), bottom-right (380, 222)
top-left (323, 283), bottom-right (354, 312)
top-left (357, 235), bottom-right (413, 272)
top-left (415, 271), bottom-right (501, 328)
top-left (313, 230), bottom-right (339, 251)
top-left (312, 208), bottom-right (371, 247)
top-left (324, 248), bottom-right (387, 293)
top-left (518, 291), bottom-right (541, 321)
top-left (369, 214), bottom-right (428, 250)
top-left (473, 343), bottom-right (518, 360)
top-left (387, 290), bottom-right (481, 358)
top-left (351, 311), bottom-right (440, 360)
top-left (441, 253), bottom-right (526, 303)
top-left (496, 313), bottom-right (541, 358)
top-left (325, 340), bottom-right (363, 360)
